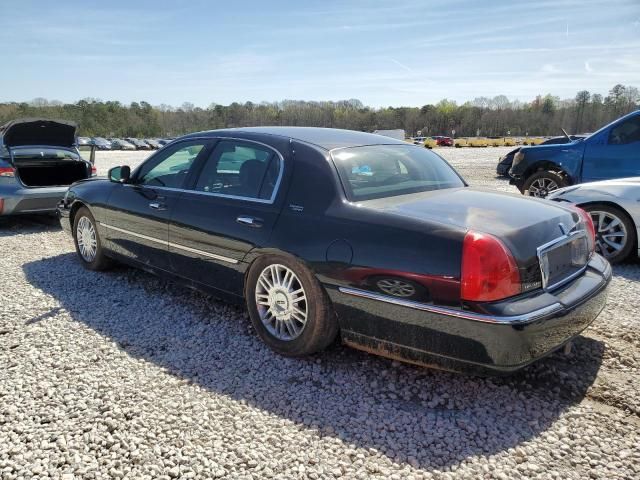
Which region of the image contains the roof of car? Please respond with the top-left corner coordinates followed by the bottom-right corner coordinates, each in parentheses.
top-left (187, 126), bottom-right (407, 150)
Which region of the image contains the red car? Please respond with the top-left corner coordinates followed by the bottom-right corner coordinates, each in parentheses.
top-left (435, 136), bottom-right (453, 147)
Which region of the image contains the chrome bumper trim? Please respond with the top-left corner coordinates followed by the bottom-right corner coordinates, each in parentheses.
top-left (337, 286), bottom-right (564, 325)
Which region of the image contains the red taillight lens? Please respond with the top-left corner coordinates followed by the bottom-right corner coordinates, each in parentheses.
top-left (91, 165), bottom-right (97, 176)
top-left (461, 231), bottom-right (521, 302)
top-left (571, 206), bottom-right (595, 254)
top-left (0, 167), bottom-right (15, 177)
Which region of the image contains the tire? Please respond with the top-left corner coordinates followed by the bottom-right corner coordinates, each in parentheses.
top-left (72, 206), bottom-right (112, 271)
top-left (582, 203), bottom-right (636, 264)
top-left (245, 254), bottom-right (339, 356)
top-left (522, 170), bottom-right (567, 198)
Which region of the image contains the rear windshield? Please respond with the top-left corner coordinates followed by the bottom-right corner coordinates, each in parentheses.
top-left (11, 147), bottom-right (79, 160)
top-left (331, 144), bottom-right (464, 201)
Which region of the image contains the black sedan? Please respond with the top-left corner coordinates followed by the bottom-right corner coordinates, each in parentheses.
top-left (58, 127), bottom-right (611, 374)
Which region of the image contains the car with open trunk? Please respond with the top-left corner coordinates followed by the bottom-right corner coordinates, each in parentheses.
top-left (0, 119), bottom-right (94, 216)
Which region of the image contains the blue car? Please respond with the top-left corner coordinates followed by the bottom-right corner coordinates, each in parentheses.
top-left (510, 110), bottom-right (640, 197)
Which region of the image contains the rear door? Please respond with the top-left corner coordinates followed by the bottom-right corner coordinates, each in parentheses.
top-left (168, 138), bottom-right (285, 296)
top-left (582, 114), bottom-right (640, 182)
top-left (103, 139), bottom-right (212, 271)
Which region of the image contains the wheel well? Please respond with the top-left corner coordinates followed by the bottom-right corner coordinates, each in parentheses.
top-left (68, 201), bottom-right (87, 232)
top-left (523, 161), bottom-right (571, 182)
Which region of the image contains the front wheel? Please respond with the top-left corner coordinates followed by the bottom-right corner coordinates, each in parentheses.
top-left (73, 206), bottom-right (112, 270)
top-left (245, 255), bottom-right (339, 356)
top-left (583, 203), bottom-right (636, 264)
top-left (522, 171), bottom-right (567, 198)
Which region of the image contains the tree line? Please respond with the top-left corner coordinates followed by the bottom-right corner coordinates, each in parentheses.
top-left (0, 84), bottom-right (637, 139)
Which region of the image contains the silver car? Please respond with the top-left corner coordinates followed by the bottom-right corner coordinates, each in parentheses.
top-left (0, 119), bottom-right (94, 216)
top-left (548, 177), bottom-right (640, 263)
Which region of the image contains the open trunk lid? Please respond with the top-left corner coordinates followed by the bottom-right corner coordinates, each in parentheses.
top-left (0, 118), bottom-right (77, 148)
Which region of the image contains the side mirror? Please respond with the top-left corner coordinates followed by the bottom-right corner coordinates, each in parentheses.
top-left (108, 165), bottom-right (131, 183)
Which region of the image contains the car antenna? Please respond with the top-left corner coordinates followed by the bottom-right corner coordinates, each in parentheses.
top-left (560, 127), bottom-right (572, 142)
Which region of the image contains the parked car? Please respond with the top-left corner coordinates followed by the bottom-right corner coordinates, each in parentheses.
top-left (510, 111), bottom-right (640, 197)
top-left (503, 137), bottom-right (517, 146)
top-left (435, 136), bottom-right (453, 147)
top-left (523, 137), bottom-right (546, 146)
top-left (157, 138), bottom-right (172, 146)
top-left (454, 137), bottom-right (468, 148)
top-left (488, 137), bottom-right (506, 147)
top-left (145, 139), bottom-right (162, 149)
top-left (58, 127), bottom-right (610, 374)
top-left (468, 137), bottom-right (489, 147)
top-left (0, 119), bottom-right (94, 216)
top-left (110, 138), bottom-right (136, 150)
top-left (423, 137), bottom-right (437, 148)
top-left (125, 138), bottom-right (152, 150)
top-left (77, 136), bottom-right (92, 146)
top-left (91, 137), bottom-right (112, 150)
top-left (548, 177), bottom-right (640, 263)
top-left (496, 135), bottom-right (587, 177)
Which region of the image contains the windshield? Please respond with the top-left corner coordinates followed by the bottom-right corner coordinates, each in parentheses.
top-left (332, 144), bottom-right (465, 201)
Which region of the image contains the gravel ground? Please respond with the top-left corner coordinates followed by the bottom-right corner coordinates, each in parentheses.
top-left (1, 147), bottom-right (639, 480)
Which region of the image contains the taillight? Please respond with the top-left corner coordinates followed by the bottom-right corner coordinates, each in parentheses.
top-left (571, 205), bottom-right (595, 254)
top-left (91, 165), bottom-right (97, 176)
top-left (461, 231), bottom-right (521, 302)
top-left (0, 167), bottom-right (15, 177)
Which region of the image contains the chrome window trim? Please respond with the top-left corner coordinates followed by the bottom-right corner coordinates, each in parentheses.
top-left (536, 229), bottom-right (589, 291)
top-left (98, 222), bottom-right (239, 264)
top-left (132, 136), bottom-right (284, 205)
top-left (337, 286), bottom-right (564, 325)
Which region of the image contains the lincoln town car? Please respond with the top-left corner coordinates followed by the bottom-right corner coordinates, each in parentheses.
top-left (57, 127), bottom-right (611, 374)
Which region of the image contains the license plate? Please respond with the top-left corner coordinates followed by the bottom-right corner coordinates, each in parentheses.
top-left (539, 232), bottom-right (589, 290)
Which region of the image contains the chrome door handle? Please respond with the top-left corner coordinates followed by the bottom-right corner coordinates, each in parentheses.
top-left (149, 202), bottom-right (166, 210)
top-left (236, 215), bottom-right (263, 227)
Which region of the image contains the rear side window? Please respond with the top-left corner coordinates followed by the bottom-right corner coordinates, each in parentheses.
top-left (192, 140), bottom-right (280, 201)
top-left (332, 144), bottom-right (464, 201)
top-left (609, 116), bottom-right (640, 145)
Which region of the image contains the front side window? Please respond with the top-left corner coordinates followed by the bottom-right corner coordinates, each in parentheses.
top-left (609, 116), bottom-right (640, 145)
top-left (332, 144), bottom-right (465, 201)
top-left (192, 140), bottom-right (280, 200)
top-left (137, 141), bottom-right (206, 188)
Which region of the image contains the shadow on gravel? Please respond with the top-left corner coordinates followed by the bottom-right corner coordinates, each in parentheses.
top-left (23, 253), bottom-right (604, 471)
top-left (0, 215), bottom-right (61, 237)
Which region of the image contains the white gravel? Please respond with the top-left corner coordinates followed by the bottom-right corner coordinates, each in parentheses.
top-left (1, 147), bottom-right (639, 480)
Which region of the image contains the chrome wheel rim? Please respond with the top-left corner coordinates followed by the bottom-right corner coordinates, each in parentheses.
top-left (76, 216), bottom-right (97, 262)
top-left (527, 177), bottom-right (559, 198)
top-left (376, 278), bottom-right (416, 297)
top-left (255, 264), bottom-right (307, 341)
top-left (590, 210), bottom-right (627, 258)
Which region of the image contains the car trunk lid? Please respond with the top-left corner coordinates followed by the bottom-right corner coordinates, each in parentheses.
top-left (360, 187), bottom-right (589, 292)
top-left (1, 118), bottom-right (77, 148)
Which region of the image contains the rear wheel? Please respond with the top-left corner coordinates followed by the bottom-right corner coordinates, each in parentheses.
top-left (73, 206), bottom-right (112, 270)
top-left (245, 255), bottom-right (339, 356)
top-left (582, 203), bottom-right (636, 264)
top-left (523, 170), bottom-right (567, 198)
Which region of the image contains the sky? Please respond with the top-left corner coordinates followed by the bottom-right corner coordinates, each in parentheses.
top-left (1, 0), bottom-right (639, 108)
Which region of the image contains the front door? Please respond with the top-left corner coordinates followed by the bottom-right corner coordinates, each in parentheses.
top-left (168, 138), bottom-right (285, 296)
top-left (582, 114), bottom-right (640, 182)
top-left (102, 139), bottom-right (212, 271)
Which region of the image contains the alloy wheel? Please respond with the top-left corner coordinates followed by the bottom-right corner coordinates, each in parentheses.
top-left (255, 264), bottom-right (308, 341)
top-left (76, 216), bottom-right (98, 262)
top-left (376, 278), bottom-right (416, 297)
top-left (527, 177), bottom-right (558, 198)
top-left (590, 210), bottom-right (627, 258)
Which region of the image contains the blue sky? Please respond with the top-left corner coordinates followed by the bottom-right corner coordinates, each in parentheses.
top-left (1, 0), bottom-right (639, 107)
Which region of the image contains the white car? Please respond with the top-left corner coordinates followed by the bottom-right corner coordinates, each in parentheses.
top-left (548, 177), bottom-right (640, 263)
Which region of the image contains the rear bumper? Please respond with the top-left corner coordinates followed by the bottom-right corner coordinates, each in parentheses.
top-left (0, 184), bottom-right (69, 215)
top-left (331, 255), bottom-right (611, 374)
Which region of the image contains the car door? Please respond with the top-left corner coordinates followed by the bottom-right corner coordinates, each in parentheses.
top-left (103, 139), bottom-right (212, 271)
top-left (168, 138), bottom-right (286, 296)
top-left (582, 114), bottom-right (640, 182)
